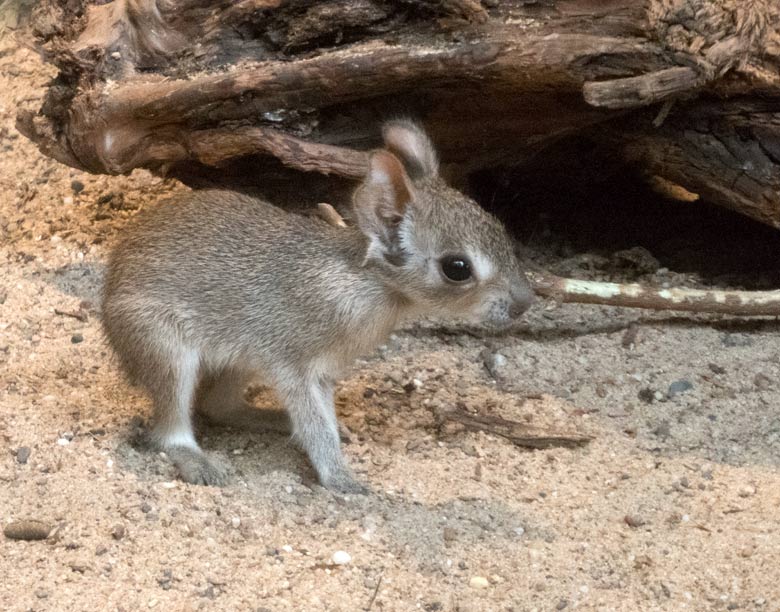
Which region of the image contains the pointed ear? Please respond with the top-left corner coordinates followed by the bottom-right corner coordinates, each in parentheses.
top-left (353, 150), bottom-right (414, 264)
top-left (382, 120), bottom-right (439, 180)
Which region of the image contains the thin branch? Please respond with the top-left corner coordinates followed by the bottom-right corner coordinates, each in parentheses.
top-left (529, 272), bottom-right (780, 317)
top-left (442, 408), bottom-right (593, 449)
top-left (316, 203), bottom-right (348, 227)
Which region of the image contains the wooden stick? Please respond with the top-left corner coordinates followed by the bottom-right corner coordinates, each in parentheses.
top-left (316, 203), bottom-right (348, 228)
top-left (442, 408), bottom-right (593, 449)
top-left (529, 272), bottom-right (780, 317)
top-left (583, 66), bottom-right (703, 109)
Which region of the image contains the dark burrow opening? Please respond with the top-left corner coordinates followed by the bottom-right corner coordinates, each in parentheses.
top-left (469, 136), bottom-right (780, 291)
top-left (174, 133), bottom-right (780, 292)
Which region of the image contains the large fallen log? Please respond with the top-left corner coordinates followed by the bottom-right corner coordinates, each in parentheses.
top-left (16, 0), bottom-right (780, 227)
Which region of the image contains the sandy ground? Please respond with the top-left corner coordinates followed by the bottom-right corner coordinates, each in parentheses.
top-left (2, 33), bottom-right (780, 612)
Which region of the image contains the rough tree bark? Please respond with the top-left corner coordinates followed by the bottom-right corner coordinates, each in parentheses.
top-left (16, 0), bottom-right (780, 228)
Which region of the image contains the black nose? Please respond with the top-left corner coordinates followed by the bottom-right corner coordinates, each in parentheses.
top-left (509, 282), bottom-right (535, 318)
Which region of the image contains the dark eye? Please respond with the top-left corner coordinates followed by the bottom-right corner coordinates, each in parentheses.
top-left (440, 256), bottom-right (472, 282)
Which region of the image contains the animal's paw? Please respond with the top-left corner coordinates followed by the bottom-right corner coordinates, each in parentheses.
top-left (166, 447), bottom-right (230, 486)
top-left (321, 468), bottom-right (369, 496)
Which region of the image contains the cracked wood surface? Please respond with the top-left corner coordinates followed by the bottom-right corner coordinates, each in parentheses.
top-left (16, 0), bottom-right (780, 227)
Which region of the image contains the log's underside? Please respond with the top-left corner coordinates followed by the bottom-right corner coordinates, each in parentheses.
top-left (16, 0), bottom-right (780, 228)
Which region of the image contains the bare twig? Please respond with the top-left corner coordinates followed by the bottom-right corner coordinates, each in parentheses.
top-left (54, 308), bottom-right (88, 322)
top-left (442, 408), bottom-right (593, 449)
top-left (316, 203), bottom-right (348, 228)
top-left (529, 272), bottom-right (780, 317)
top-left (646, 175), bottom-right (699, 202)
top-left (365, 575), bottom-right (382, 611)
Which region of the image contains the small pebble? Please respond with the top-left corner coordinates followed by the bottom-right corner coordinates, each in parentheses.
top-left (738, 485), bottom-right (756, 498)
top-left (624, 515), bottom-right (646, 528)
top-left (70, 180), bottom-right (84, 194)
top-left (71, 333), bottom-right (84, 344)
top-left (668, 380), bottom-right (693, 397)
top-left (708, 363), bottom-right (726, 375)
top-left (62, 196), bottom-right (74, 206)
top-left (638, 388), bottom-right (654, 404)
top-left (556, 600), bottom-right (568, 610)
top-left (16, 446), bottom-right (31, 464)
top-left (480, 349), bottom-right (507, 379)
top-left (331, 550), bottom-right (351, 565)
top-left (231, 517), bottom-right (241, 528)
top-left (111, 524), bottom-right (126, 540)
top-left (469, 576), bottom-right (489, 589)
top-left (3, 520), bottom-right (53, 541)
top-left (653, 421), bottom-right (671, 439)
top-left (721, 333), bottom-right (753, 347)
top-left (621, 324), bottom-right (639, 348)
top-left (754, 373), bottom-right (771, 390)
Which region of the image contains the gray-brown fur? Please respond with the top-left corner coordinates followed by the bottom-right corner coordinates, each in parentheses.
top-left (102, 121), bottom-right (533, 492)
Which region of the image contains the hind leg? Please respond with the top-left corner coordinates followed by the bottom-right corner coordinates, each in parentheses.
top-left (196, 368), bottom-right (292, 434)
top-left (147, 346), bottom-right (228, 486)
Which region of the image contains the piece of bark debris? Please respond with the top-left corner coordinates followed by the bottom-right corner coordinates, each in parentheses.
top-left (624, 515), bottom-right (646, 528)
top-left (621, 323), bottom-right (639, 348)
top-left (3, 520), bottom-right (53, 541)
top-left (54, 307), bottom-right (88, 323)
top-left (441, 407), bottom-right (592, 450)
top-left (16, 446), bottom-right (31, 464)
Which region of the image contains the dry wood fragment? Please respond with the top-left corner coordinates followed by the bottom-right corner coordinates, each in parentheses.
top-left (529, 272), bottom-right (780, 317)
top-left (54, 307), bottom-right (88, 322)
top-left (316, 203), bottom-right (348, 228)
top-left (18, 0), bottom-right (780, 228)
top-left (441, 408), bottom-right (593, 450)
top-left (3, 520), bottom-right (54, 541)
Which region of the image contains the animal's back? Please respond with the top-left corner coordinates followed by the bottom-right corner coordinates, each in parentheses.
top-left (102, 190), bottom-right (377, 377)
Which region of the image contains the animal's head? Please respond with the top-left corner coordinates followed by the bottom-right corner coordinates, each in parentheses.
top-left (352, 120), bottom-right (533, 328)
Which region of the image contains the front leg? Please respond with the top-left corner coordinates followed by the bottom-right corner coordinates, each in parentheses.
top-left (277, 373), bottom-right (366, 494)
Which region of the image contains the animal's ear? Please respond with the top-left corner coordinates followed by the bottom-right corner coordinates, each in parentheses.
top-left (353, 150), bottom-right (414, 264)
top-left (382, 120), bottom-right (439, 180)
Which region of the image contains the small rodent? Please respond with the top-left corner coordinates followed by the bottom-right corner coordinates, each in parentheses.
top-left (101, 120), bottom-right (533, 493)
